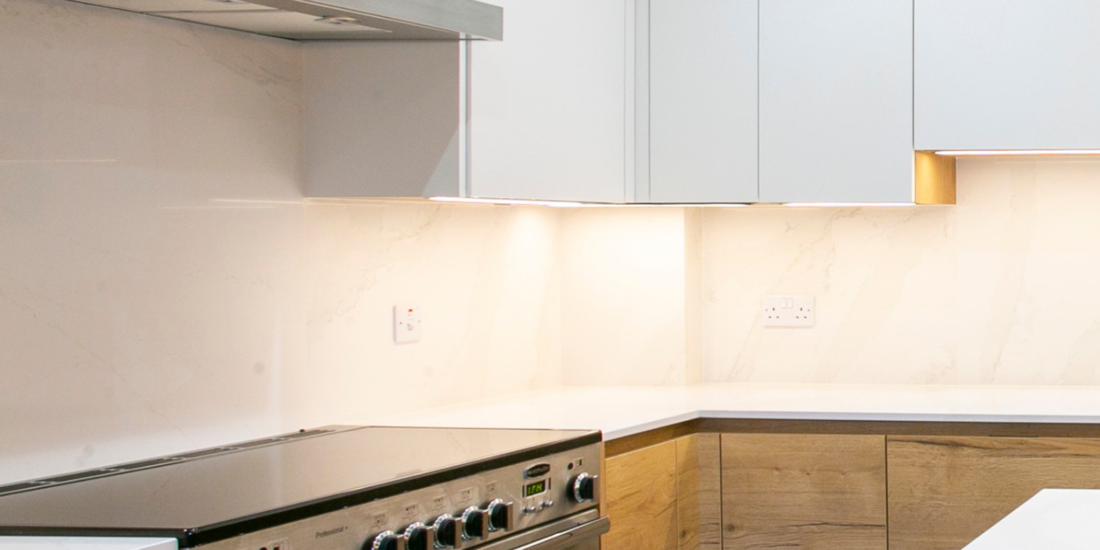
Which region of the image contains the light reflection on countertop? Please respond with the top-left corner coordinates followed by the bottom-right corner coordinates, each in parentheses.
top-left (963, 489), bottom-right (1100, 550)
top-left (376, 384), bottom-right (1100, 440)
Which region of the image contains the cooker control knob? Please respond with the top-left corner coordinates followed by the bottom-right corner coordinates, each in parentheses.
top-left (461, 506), bottom-right (489, 540)
top-left (572, 473), bottom-right (599, 503)
top-left (433, 515), bottom-right (465, 550)
top-left (404, 522), bottom-right (435, 550)
top-left (369, 531), bottom-right (407, 550)
top-left (487, 499), bottom-right (513, 532)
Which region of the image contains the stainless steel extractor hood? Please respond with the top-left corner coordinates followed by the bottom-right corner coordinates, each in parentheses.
top-left (70, 0), bottom-right (503, 41)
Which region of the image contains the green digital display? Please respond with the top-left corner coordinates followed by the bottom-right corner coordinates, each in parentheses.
top-left (524, 480), bottom-right (548, 497)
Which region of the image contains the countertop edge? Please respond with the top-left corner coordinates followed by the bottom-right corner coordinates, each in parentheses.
top-left (378, 385), bottom-right (1100, 442)
top-left (608, 410), bottom-right (1100, 440)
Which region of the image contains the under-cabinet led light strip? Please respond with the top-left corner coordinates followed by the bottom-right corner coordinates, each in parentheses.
top-left (429, 197), bottom-right (751, 208)
top-left (782, 202), bottom-right (916, 207)
top-left (432, 198), bottom-right (930, 208)
top-left (935, 150), bottom-right (1100, 156)
top-left (430, 197), bottom-right (589, 207)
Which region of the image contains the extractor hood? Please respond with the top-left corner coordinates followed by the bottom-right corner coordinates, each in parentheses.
top-left (70, 0), bottom-right (503, 41)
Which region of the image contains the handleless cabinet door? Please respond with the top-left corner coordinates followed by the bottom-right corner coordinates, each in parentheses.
top-left (469, 0), bottom-right (627, 203)
top-left (648, 0), bottom-right (758, 203)
top-left (759, 0), bottom-right (914, 204)
top-left (676, 434), bottom-right (722, 550)
top-left (887, 436), bottom-right (1100, 550)
top-left (915, 0), bottom-right (1100, 151)
top-left (603, 434), bottom-right (721, 550)
top-left (604, 439), bottom-right (678, 550)
top-left (721, 433), bottom-right (887, 550)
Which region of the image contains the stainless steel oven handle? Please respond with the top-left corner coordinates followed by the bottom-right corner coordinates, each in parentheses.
top-left (500, 517), bottom-right (609, 550)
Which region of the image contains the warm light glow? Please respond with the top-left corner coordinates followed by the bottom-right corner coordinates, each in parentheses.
top-left (598, 203), bottom-right (750, 208)
top-left (430, 198), bottom-right (752, 208)
top-left (0, 159), bottom-right (117, 164)
top-left (782, 202), bottom-right (916, 207)
top-left (429, 197), bottom-right (588, 208)
top-left (935, 150), bottom-right (1100, 156)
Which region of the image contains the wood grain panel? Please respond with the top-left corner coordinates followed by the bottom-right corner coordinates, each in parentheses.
top-left (694, 418), bottom-right (1100, 438)
top-left (676, 434), bottom-right (721, 550)
top-left (914, 151), bottom-right (956, 205)
top-left (721, 434), bottom-right (886, 550)
top-left (887, 436), bottom-right (1100, 550)
top-left (598, 441), bottom-right (606, 519)
top-left (608, 419), bottom-right (1100, 458)
top-left (604, 439), bottom-right (678, 550)
top-left (607, 421), bottom-right (704, 458)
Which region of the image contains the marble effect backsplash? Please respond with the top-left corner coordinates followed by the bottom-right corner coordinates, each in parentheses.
top-left (703, 158), bottom-right (1100, 385)
top-left (0, 0), bottom-right (562, 483)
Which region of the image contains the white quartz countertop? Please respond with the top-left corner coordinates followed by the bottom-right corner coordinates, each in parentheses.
top-left (379, 384), bottom-right (1100, 440)
top-left (0, 539), bottom-right (176, 550)
top-left (963, 489), bottom-right (1100, 549)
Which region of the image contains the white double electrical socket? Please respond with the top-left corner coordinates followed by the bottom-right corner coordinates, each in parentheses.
top-left (762, 295), bottom-right (815, 327)
top-left (393, 305), bottom-right (421, 344)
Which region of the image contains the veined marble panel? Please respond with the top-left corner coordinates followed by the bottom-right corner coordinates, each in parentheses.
top-left (290, 201), bottom-right (562, 428)
top-left (560, 208), bottom-right (692, 386)
top-left (703, 158), bottom-right (1100, 385)
top-left (0, 0), bottom-right (305, 484)
top-left (0, 0), bottom-right (565, 485)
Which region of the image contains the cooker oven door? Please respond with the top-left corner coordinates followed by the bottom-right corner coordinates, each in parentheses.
top-left (476, 509), bottom-right (608, 550)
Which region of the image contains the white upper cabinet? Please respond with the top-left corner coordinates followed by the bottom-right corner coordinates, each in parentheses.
top-left (915, 0), bottom-right (1100, 151)
top-left (758, 0), bottom-right (915, 204)
top-left (303, 1), bottom-right (628, 202)
top-left (646, 0), bottom-right (758, 203)
top-left (469, 0), bottom-right (628, 203)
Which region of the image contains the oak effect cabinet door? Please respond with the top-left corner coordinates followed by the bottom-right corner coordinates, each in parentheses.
top-left (648, 0), bottom-right (758, 203)
top-left (604, 435), bottom-right (722, 550)
top-left (604, 439), bottom-right (678, 550)
top-left (758, 0), bottom-right (914, 203)
top-left (887, 436), bottom-right (1100, 550)
top-left (915, 0), bottom-right (1100, 151)
top-left (675, 434), bottom-right (723, 550)
top-left (721, 434), bottom-right (887, 550)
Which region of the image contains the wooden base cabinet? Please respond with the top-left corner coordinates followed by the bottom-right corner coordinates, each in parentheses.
top-left (887, 436), bottom-right (1100, 550)
top-left (604, 438), bottom-right (677, 550)
top-left (676, 434), bottom-right (723, 550)
top-left (721, 434), bottom-right (887, 550)
top-left (603, 435), bottom-right (721, 550)
top-left (606, 429), bottom-right (1100, 550)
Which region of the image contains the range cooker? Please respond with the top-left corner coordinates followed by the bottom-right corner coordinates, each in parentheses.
top-left (0, 426), bottom-right (607, 550)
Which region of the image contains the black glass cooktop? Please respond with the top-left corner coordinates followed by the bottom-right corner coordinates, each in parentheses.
top-left (0, 426), bottom-right (600, 545)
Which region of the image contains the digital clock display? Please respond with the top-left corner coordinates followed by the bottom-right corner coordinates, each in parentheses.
top-left (524, 479), bottom-right (548, 497)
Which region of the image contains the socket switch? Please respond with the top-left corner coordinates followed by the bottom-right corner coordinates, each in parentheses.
top-left (762, 295), bottom-right (814, 327)
top-left (393, 305), bottom-right (421, 344)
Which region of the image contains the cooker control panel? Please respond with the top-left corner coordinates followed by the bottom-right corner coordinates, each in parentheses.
top-left (205, 443), bottom-right (603, 550)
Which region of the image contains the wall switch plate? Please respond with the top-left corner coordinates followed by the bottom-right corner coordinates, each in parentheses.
top-left (393, 305), bottom-right (421, 344)
top-left (762, 295), bottom-right (814, 327)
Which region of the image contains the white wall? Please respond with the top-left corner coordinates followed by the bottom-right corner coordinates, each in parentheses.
top-left (554, 158), bottom-right (1100, 388)
top-left (559, 208), bottom-right (698, 386)
top-left (0, 0), bottom-right (563, 485)
top-left (703, 158), bottom-right (1100, 385)
top-left (0, 0), bottom-right (305, 484)
top-left (291, 201), bottom-right (562, 429)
